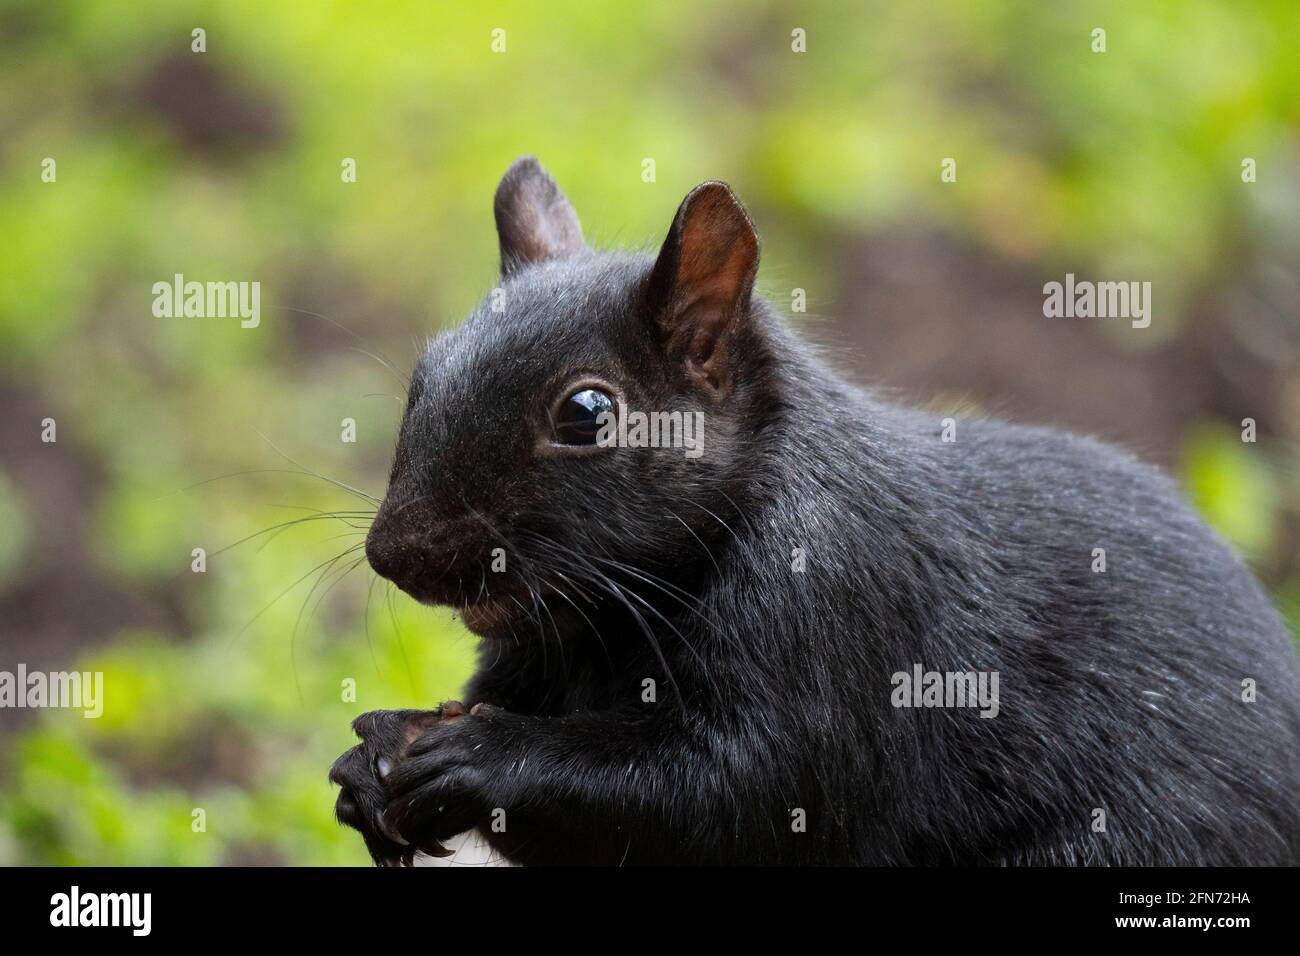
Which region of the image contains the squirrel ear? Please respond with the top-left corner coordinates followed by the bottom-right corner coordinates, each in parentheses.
top-left (493, 156), bottom-right (584, 276)
top-left (646, 181), bottom-right (759, 396)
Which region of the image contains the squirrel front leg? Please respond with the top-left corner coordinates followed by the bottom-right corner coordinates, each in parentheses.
top-left (379, 703), bottom-right (767, 865)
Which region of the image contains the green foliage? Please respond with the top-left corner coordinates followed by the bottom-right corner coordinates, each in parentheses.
top-left (1, 607), bottom-right (475, 865)
top-left (1183, 425), bottom-right (1279, 560)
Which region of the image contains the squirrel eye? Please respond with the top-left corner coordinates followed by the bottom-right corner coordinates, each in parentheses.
top-left (554, 388), bottom-right (614, 446)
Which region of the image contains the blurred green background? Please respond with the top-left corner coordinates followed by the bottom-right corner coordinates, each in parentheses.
top-left (1, 0), bottom-right (1297, 865)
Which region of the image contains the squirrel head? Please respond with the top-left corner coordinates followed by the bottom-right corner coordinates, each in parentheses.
top-left (366, 156), bottom-right (770, 638)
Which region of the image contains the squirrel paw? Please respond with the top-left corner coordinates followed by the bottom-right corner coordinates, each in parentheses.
top-left (328, 703), bottom-right (468, 866)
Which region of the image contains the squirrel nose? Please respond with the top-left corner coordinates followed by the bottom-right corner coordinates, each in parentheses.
top-left (365, 502), bottom-right (483, 604)
top-left (363, 522), bottom-right (419, 589)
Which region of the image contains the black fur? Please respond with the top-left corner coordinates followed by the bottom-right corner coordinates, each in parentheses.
top-left (330, 157), bottom-right (1300, 865)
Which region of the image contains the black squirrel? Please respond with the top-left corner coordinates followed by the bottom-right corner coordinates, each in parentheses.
top-left (329, 156), bottom-right (1300, 865)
